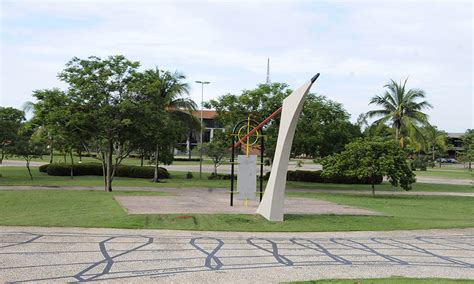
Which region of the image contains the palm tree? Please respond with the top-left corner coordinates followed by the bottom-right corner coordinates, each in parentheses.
top-left (141, 68), bottom-right (199, 182)
top-left (367, 78), bottom-right (432, 147)
top-left (423, 125), bottom-right (447, 163)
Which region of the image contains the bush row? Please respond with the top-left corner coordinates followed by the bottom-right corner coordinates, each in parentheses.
top-left (263, 170), bottom-right (383, 184)
top-left (174, 158), bottom-right (200, 162)
top-left (208, 172), bottom-right (236, 180)
top-left (40, 163), bottom-right (169, 179)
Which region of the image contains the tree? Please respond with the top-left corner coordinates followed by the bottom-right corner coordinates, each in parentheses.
top-left (58, 55), bottom-right (142, 191)
top-left (367, 78), bottom-right (432, 147)
top-left (321, 139), bottom-right (416, 196)
top-left (422, 125), bottom-right (447, 164)
top-left (136, 68), bottom-right (197, 182)
top-left (292, 95), bottom-right (361, 157)
top-left (363, 123), bottom-right (394, 140)
top-left (28, 89), bottom-right (70, 164)
top-left (10, 124), bottom-right (45, 179)
top-left (206, 82), bottom-right (359, 160)
top-left (0, 107), bottom-right (25, 165)
top-left (205, 82), bottom-right (290, 161)
top-left (199, 131), bottom-right (229, 175)
top-left (462, 129), bottom-right (474, 171)
top-left (29, 88), bottom-right (84, 178)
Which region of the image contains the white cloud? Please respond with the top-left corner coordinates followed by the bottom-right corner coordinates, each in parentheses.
top-left (1, 0), bottom-right (472, 131)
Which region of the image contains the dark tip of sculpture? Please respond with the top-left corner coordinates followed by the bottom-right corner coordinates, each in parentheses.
top-left (311, 73), bottom-right (320, 83)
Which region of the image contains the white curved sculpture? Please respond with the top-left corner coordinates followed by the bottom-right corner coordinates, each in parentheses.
top-left (257, 74), bottom-right (320, 221)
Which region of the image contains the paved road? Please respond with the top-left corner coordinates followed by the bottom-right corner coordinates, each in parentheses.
top-left (0, 227), bottom-right (472, 283)
top-left (0, 160), bottom-right (45, 167)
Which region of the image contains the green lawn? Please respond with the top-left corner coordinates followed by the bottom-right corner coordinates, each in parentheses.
top-left (0, 189), bottom-right (472, 231)
top-left (414, 166), bottom-right (473, 180)
top-left (292, 277), bottom-right (473, 284)
top-left (0, 166), bottom-right (473, 193)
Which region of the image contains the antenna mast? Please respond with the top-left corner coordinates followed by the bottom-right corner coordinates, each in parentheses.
top-left (266, 58), bottom-right (270, 84)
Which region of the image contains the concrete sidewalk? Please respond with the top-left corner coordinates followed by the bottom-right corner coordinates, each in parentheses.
top-left (0, 226), bottom-right (472, 283)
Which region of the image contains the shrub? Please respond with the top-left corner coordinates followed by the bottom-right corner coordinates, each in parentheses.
top-left (186, 171), bottom-right (193, 179)
top-left (46, 163), bottom-right (75, 176)
top-left (174, 158), bottom-right (200, 162)
top-left (115, 165), bottom-right (169, 179)
top-left (263, 170), bottom-right (382, 185)
top-left (288, 170), bottom-right (324, 183)
top-left (411, 156), bottom-right (427, 171)
top-left (39, 164), bottom-right (49, 173)
top-left (427, 160), bottom-right (435, 168)
top-left (208, 172), bottom-right (235, 180)
top-left (80, 153), bottom-right (97, 158)
top-left (45, 163), bottom-right (169, 179)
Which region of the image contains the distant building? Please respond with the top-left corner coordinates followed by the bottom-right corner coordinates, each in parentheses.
top-left (177, 110), bottom-right (224, 155)
top-left (446, 132), bottom-right (464, 158)
top-left (192, 110), bottom-right (224, 143)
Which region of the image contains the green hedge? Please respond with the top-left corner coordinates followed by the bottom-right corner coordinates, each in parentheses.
top-left (264, 170), bottom-right (382, 184)
top-left (208, 173), bottom-right (236, 180)
top-left (116, 165), bottom-right (169, 179)
top-left (39, 164), bottom-right (49, 173)
top-left (174, 158), bottom-right (200, 162)
top-left (41, 163), bottom-right (169, 179)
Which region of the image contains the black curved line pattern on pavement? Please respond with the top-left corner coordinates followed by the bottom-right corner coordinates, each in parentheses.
top-left (1, 232), bottom-right (473, 283)
top-left (0, 233), bottom-right (42, 249)
top-left (74, 236), bottom-right (154, 281)
top-left (415, 236), bottom-right (470, 250)
top-left (247, 238), bottom-right (293, 266)
top-left (189, 237), bottom-right (224, 270)
top-left (371, 238), bottom-right (473, 268)
top-left (290, 238), bottom-right (352, 265)
top-left (330, 238), bottom-right (408, 265)
top-left (442, 236), bottom-right (474, 248)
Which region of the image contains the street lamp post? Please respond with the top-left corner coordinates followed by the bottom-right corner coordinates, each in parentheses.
top-left (195, 80), bottom-right (210, 179)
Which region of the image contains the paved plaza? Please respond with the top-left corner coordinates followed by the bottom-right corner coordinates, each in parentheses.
top-left (0, 227), bottom-right (472, 283)
top-left (114, 188), bottom-right (382, 215)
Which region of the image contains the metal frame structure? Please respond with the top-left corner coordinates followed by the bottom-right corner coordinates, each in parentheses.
top-left (230, 119), bottom-right (264, 206)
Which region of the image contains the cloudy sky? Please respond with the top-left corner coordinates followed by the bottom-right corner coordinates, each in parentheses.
top-left (1, 0), bottom-right (472, 132)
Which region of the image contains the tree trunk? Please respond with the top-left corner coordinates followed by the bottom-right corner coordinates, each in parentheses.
top-left (214, 162), bottom-right (217, 175)
top-left (69, 150), bottom-right (74, 179)
top-left (26, 160), bottom-right (33, 180)
top-left (140, 150), bottom-right (144, 167)
top-left (105, 141), bottom-right (114, 192)
top-left (78, 150), bottom-right (82, 162)
top-left (371, 182), bottom-right (375, 197)
top-left (0, 144), bottom-right (4, 165)
top-left (101, 159), bottom-right (106, 188)
top-left (432, 146), bottom-right (435, 164)
top-left (153, 145), bottom-right (160, 183)
top-left (49, 136), bottom-right (54, 164)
